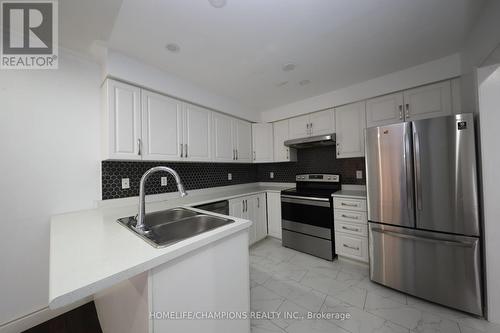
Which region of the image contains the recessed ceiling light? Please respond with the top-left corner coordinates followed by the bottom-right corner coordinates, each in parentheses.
top-left (208, 0), bottom-right (227, 8)
top-left (299, 79), bottom-right (311, 86)
top-left (282, 63), bottom-right (296, 72)
top-left (275, 81), bottom-right (288, 87)
top-left (166, 43), bottom-right (180, 53)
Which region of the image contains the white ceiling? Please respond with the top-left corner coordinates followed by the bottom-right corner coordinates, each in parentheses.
top-left (61, 0), bottom-right (485, 112)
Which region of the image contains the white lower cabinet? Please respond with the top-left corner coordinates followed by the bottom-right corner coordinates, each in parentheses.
top-left (94, 230), bottom-right (250, 333)
top-left (333, 196), bottom-right (368, 263)
top-left (266, 192), bottom-right (282, 239)
top-left (229, 193), bottom-right (267, 246)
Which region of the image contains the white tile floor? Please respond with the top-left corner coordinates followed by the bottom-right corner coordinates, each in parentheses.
top-left (250, 238), bottom-right (500, 333)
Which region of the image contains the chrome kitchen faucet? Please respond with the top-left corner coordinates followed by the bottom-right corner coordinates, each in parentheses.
top-left (134, 166), bottom-right (188, 233)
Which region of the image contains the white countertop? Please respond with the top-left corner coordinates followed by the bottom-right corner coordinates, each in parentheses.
top-left (333, 189), bottom-right (367, 199)
top-left (49, 184), bottom-right (291, 309)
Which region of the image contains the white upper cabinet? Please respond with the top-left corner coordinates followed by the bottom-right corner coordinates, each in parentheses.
top-left (273, 119), bottom-right (297, 162)
top-left (288, 110), bottom-right (335, 139)
top-left (103, 79), bottom-right (142, 160)
top-left (141, 90), bottom-right (183, 161)
top-left (365, 80), bottom-right (452, 128)
top-left (234, 120), bottom-right (252, 162)
top-left (289, 114), bottom-right (310, 139)
top-left (252, 123), bottom-right (274, 163)
top-left (309, 109), bottom-right (335, 136)
top-left (183, 103), bottom-right (211, 161)
top-left (212, 113), bottom-right (234, 162)
top-left (403, 81), bottom-right (451, 121)
top-left (335, 101), bottom-right (366, 158)
top-left (212, 113), bottom-right (252, 163)
top-left (366, 92), bottom-right (404, 128)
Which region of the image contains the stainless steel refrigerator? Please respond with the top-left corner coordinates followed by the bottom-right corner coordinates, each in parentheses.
top-left (365, 113), bottom-right (483, 316)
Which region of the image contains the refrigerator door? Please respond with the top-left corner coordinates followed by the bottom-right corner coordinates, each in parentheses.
top-left (365, 122), bottom-right (415, 227)
top-left (412, 113), bottom-right (480, 236)
top-left (369, 223), bottom-right (483, 316)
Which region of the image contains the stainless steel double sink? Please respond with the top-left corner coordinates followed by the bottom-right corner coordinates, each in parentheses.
top-left (117, 207), bottom-right (235, 248)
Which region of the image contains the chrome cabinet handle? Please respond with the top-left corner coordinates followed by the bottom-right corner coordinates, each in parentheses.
top-left (180, 143), bottom-right (184, 158)
top-left (341, 214), bottom-right (359, 220)
top-left (137, 139), bottom-right (142, 155)
top-left (343, 244), bottom-right (360, 251)
top-left (253, 151), bottom-right (256, 161)
top-left (233, 149), bottom-right (235, 160)
top-left (310, 122), bottom-right (313, 134)
top-left (342, 226), bottom-right (359, 232)
top-left (236, 149), bottom-right (238, 160)
top-left (405, 103), bottom-right (410, 118)
top-left (286, 148), bottom-right (289, 160)
top-left (185, 144), bottom-right (188, 158)
top-left (336, 143), bottom-right (340, 155)
top-left (257, 197), bottom-right (260, 208)
top-left (398, 105), bottom-right (403, 120)
top-left (341, 202), bottom-right (358, 207)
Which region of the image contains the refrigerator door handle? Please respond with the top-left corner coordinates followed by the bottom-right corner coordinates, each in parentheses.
top-left (413, 129), bottom-right (423, 211)
top-left (371, 227), bottom-right (475, 248)
top-left (404, 126), bottom-right (414, 215)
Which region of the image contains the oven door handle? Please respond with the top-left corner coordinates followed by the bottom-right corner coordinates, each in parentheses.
top-left (281, 195), bottom-right (331, 207)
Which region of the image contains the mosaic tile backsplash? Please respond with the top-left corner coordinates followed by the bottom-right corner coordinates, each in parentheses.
top-left (102, 146), bottom-right (365, 199)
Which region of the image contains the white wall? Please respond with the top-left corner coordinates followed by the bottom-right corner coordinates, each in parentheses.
top-left (105, 50), bottom-right (258, 122)
top-left (478, 64), bottom-right (500, 324)
top-left (260, 53), bottom-right (461, 122)
top-left (460, 0), bottom-right (500, 113)
top-left (0, 50), bottom-right (101, 329)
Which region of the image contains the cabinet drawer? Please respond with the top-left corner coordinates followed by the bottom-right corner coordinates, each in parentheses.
top-left (334, 209), bottom-right (367, 224)
top-left (333, 198), bottom-right (367, 212)
top-left (335, 233), bottom-right (368, 263)
top-left (335, 220), bottom-right (367, 236)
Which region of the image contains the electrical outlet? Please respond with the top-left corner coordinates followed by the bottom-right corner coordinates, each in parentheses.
top-left (270, 172), bottom-right (274, 179)
top-left (356, 170), bottom-right (363, 179)
top-left (161, 177), bottom-right (168, 186)
top-left (228, 173), bottom-right (232, 180)
top-left (121, 178), bottom-right (130, 189)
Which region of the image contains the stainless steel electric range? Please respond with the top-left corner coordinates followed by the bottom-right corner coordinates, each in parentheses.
top-left (281, 174), bottom-right (341, 261)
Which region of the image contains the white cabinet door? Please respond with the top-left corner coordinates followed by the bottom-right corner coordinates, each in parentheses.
top-left (289, 114), bottom-right (310, 139)
top-left (183, 103), bottom-right (211, 161)
top-left (141, 90), bottom-right (183, 161)
top-left (252, 123), bottom-right (274, 162)
top-left (234, 120), bottom-right (252, 162)
top-left (254, 193), bottom-right (268, 242)
top-left (104, 79), bottom-right (142, 160)
top-left (266, 192), bottom-right (282, 239)
top-left (404, 81), bottom-right (452, 121)
top-left (335, 101), bottom-right (366, 158)
top-left (310, 109), bottom-right (335, 136)
top-left (230, 197), bottom-right (256, 245)
top-left (366, 92), bottom-right (404, 128)
top-left (273, 119), bottom-right (297, 162)
top-left (213, 113), bottom-right (234, 162)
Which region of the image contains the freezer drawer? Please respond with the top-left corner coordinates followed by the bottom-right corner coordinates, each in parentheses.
top-left (369, 223), bottom-right (483, 315)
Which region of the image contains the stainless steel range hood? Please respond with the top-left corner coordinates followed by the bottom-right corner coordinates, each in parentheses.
top-left (284, 133), bottom-right (336, 149)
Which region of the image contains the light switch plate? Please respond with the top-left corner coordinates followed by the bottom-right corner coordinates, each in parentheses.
top-left (228, 173), bottom-right (232, 180)
top-left (356, 170), bottom-right (363, 179)
top-left (270, 172), bottom-right (274, 179)
top-left (161, 177), bottom-right (168, 186)
top-left (121, 178), bottom-right (130, 189)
